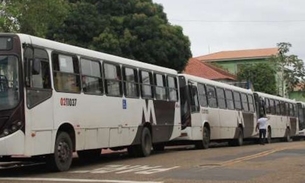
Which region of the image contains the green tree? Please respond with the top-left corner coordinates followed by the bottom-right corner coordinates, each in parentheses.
top-left (269, 42), bottom-right (305, 95)
top-left (0, 0), bottom-right (69, 37)
top-left (237, 63), bottom-right (277, 95)
top-left (48, 0), bottom-right (191, 71)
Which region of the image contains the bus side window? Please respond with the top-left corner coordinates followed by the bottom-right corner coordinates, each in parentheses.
top-left (241, 93), bottom-right (249, 112)
top-left (52, 53), bottom-right (80, 93)
top-left (140, 70), bottom-right (153, 99)
top-left (259, 97), bottom-right (266, 115)
top-left (225, 89), bottom-right (234, 110)
top-left (81, 58), bottom-right (103, 95)
top-left (123, 67), bottom-right (139, 98)
top-left (31, 48), bottom-right (51, 89)
top-left (198, 83), bottom-right (208, 107)
top-left (233, 91), bottom-right (242, 110)
top-left (206, 85), bottom-right (217, 108)
top-left (216, 87), bottom-right (226, 109)
top-left (248, 94), bottom-right (255, 112)
top-left (167, 76), bottom-right (178, 101)
top-left (188, 83), bottom-right (199, 112)
top-left (269, 99), bottom-right (275, 114)
top-left (104, 63), bottom-right (122, 96)
top-left (154, 73), bottom-right (167, 100)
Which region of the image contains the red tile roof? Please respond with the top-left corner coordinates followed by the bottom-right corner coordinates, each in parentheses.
top-left (183, 58), bottom-right (236, 80)
top-left (195, 48), bottom-right (278, 62)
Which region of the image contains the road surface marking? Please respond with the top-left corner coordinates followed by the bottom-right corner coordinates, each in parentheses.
top-left (0, 177), bottom-right (163, 183)
top-left (71, 164), bottom-right (180, 175)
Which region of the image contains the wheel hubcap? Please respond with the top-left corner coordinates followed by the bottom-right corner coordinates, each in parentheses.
top-left (57, 141), bottom-right (70, 163)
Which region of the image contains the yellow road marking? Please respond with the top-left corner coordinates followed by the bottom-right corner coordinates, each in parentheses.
top-left (220, 144), bottom-right (302, 167)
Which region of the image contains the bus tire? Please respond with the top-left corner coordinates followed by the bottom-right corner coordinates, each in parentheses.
top-left (137, 127), bottom-right (152, 157)
top-left (77, 149), bottom-right (101, 161)
top-left (229, 127), bottom-right (243, 146)
top-left (267, 128), bottom-right (272, 144)
top-left (284, 128), bottom-right (291, 142)
top-left (235, 127), bottom-right (243, 146)
top-left (47, 132), bottom-right (73, 172)
top-left (195, 126), bottom-right (210, 149)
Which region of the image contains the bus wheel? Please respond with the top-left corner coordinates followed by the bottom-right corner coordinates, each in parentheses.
top-left (138, 127), bottom-right (152, 157)
top-left (47, 132), bottom-right (73, 172)
top-left (267, 128), bottom-right (272, 144)
top-left (284, 128), bottom-right (291, 142)
top-left (195, 126), bottom-right (210, 149)
top-left (77, 149), bottom-right (101, 162)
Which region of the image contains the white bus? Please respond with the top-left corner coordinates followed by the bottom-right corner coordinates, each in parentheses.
top-left (175, 74), bottom-right (257, 149)
top-left (295, 101), bottom-right (305, 139)
top-left (0, 33), bottom-right (181, 171)
top-left (254, 91), bottom-right (298, 142)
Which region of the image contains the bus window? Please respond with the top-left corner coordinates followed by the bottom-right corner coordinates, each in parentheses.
top-left (0, 55), bottom-right (19, 111)
top-left (269, 99), bottom-right (276, 114)
top-left (275, 100), bottom-right (281, 115)
top-left (52, 53), bottom-right (80, 93)
top-left (248, 94), bottom-right (255, 112)
top-left (104, 63), bottom-right (122, 96)
top-left (123, 67), bottom-right (139, 98)
top-left (216, 87), bottom-right (226, 109)
top-left (140, 70), bottom-right (153, 99)
top-left (168, 76), bottom-right (178, 101)
top-left (206, 85), bottom-right (217, 108)
top-left (259, 97), bottom-right (266, 116)
top-left (233, 91), bottom-right (242, 110)
top-left (189, 83), bottom-right (199, 112)
top-left (154, 73), bottom-right (166, 100)
top-left (241, 93), bottom-right (249, 112)
top-left (225, 89), bottom-right (234, 110)
top-left (81, 58), bottom-right (103, 95)
top-left (198, 83), bottom-right (208, 107)
top-left (0, 75), bottom-right (8, 92)
top-left (280, 101), bottom-right (286, 115)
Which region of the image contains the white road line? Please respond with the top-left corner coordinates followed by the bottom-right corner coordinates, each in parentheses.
top-left (0, 177), bottom-right (163, 183)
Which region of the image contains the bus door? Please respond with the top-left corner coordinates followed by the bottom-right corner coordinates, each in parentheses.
top-left (24, 46), bottom-right (53, 155)
top-left (188, 81), bottom-right (203, 139)
top-left (297, 103), bottom-right (305, 131)
top-left (179, 76), bottom-right (191, 130)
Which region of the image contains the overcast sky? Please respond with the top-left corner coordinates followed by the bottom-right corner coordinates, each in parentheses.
top-left (153, 0), bottom-right (305, 60)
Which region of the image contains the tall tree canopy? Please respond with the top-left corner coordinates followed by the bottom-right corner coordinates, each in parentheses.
top-left (269, 42), bottom-right (305, 95)
top-left (48, 0), bottom-right (192, 71)
top-left (0, 0), bottom-right (69, 37)
top-left (237, 63), bottom-right (277, 95)
top-left (1, 0), bottom-right (191, 71)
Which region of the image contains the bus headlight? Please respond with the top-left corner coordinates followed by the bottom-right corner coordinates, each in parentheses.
top-left (0, 121), bottom-right (23, 138)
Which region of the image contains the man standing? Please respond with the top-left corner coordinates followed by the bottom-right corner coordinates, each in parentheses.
top-left (256, 114), bottom-right (269, 145)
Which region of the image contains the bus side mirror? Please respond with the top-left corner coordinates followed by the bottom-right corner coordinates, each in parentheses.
top-left (32, 58), bottom-right (41, 75)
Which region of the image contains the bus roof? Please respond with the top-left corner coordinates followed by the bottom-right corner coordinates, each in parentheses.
top-left (14, 33), bottom-right (178, 75)
top-left (254, 91), bottom-right (296, 103)
top-left (179, 73), bottom-right (253, 94)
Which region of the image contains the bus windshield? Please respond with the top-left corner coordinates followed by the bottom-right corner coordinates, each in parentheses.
top-left (0, 55), bottom-right (19, 110)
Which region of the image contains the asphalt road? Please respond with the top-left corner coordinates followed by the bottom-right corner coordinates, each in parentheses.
top-left (1, 140), bottom-right (305, 183)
